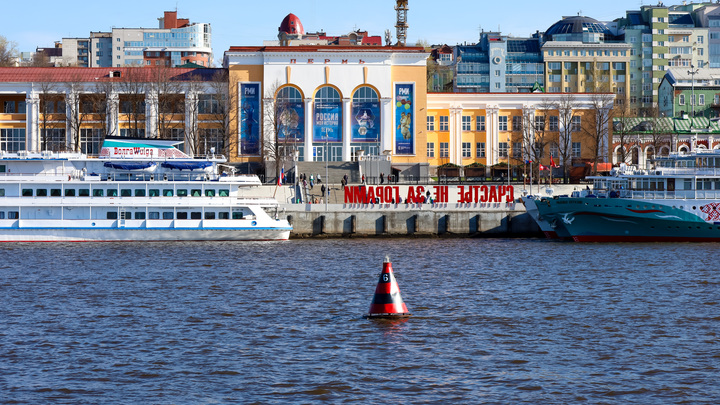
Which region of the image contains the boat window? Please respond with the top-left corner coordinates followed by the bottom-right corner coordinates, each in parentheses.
top-left (107, 212), bottom-right (118, 220)
top-left (219, 189), bottom-right (229, 197)
top-left (149, 189), bottom-right (160, 197)
top-left (8, 211), bottom-right (19, 219)
top-left (93, 189), bottom-right (104, 197)
top-left (0, 189), bottom-right (4, 197)
top-left (22, 189), bottom-right (33, 197)
top-left (51, 189), bottom-right (61, 197)
top-left (162, 212), bottom-right (174, 219)
top-left (191, 189), bottom-right (202, 197)
top-left (177, 212), bottom-right (188, 219)
top-left (219, 212), bottom-right (229, 219)
top-left (177, 189), bottom-right (188, 197)
top-left (120, 212), bottom-right (131, 220)
top-left (148, 212), bottom-right (159, 219)
top-left (37, 189), bottom-right (48, 197)
top-left (232, 212), bottom-right (244, 219)
top-left (205, 189), bottom-right (216, 197)
top-left (204, 212), bottom-right (216, 219)
top-left (65, 189), bottom-right (76, 197)
top-left (134, 189), bottom-right (146, 197)
top-left (79, 189), bottom-right (90, 197)
top-left (0, 212), bottom-right (4, 219)
top-left (121, 189), bottom-right (131, 197)
top-left (190, 212), bottom-right (202, 219)
top-left (135, 212), bottom-right (146, 220)
top-left (108, 189), bottom-right (118, 197)
top-left (163, 189), bottom-right (173, 197)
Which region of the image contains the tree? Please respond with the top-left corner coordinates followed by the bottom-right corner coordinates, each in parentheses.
top-left (151, 66), bottom-right (185, 141)
top-left (582, 92), bottom-right (614, 175)
top-left (37, 81), bottom-right (66, 151)
top-left (612, 100), bottom-right (637, 165)
top-left (521, 100), bottom-right (553, 183)
top-left (88, 80), bottom-right (118, 142)
top-left (200, 69), bottom-right (235, 157)
top-left (553, 94), bottom-right (578, 183)
top-left (262, 79), bottom-right (300, 182)
top-left (66, 75), bottom-right (90, 152)
top-left (118, 68), bottom-right (147, 137)
top-left (0, 35), bottom-right (18, 67)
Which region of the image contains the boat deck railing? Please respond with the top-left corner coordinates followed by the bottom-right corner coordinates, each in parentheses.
top-left (592, 189), bottom-right (720, 200)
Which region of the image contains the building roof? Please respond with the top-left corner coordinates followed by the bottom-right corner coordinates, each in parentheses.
top-left (0, 67), bottom-right (223, 83)
top-left (614, 116), bottom-right (720, 133)
top-left (279, 13), bottom-right (304, 35)
top-left (226, 45), bottom-right (425, 53)
top-left (544, 15), bottom-right (614, 40)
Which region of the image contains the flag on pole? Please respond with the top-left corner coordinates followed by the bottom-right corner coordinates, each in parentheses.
top-left (277, 166), bottom-right (284, 186)
top-left (550, 156), bottom-right (559, 168)
top-left (539, 164), bottom-right (547, 170)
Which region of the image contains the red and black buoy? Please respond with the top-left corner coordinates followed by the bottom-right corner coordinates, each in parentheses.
top-left (364, 256), bottom-right (412, 319)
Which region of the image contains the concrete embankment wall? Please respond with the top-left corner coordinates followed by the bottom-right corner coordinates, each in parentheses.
top-left (279, 203), bottom-right (539, 238)
top-left (257, 184), bottom-right (579, 238)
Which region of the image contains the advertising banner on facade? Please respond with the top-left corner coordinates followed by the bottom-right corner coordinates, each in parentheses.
top-left (278, 102), bottom-right (305, 142)
top-left (351, 101), bottom-right (380, 142)
top-left (394, 83), bottom-right (414, 155)
top-left (313, 102), bottom-right (342, 143)
top-left (239, 83), bottom-right (260, 156)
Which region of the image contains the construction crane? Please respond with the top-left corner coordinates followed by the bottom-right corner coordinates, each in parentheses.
top-left (395, 0), bottom-right (408, 46)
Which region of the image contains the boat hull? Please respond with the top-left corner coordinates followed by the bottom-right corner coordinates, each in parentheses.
top-left (0, 227), bottom-right (291, 242)
top-left (535, 197), bottom-right (720, 242)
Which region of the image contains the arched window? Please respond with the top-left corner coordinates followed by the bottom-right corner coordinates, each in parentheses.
top-left (679, 145), bottom-right (689, 155)
top-left (313, 86), bottom-right (342, 161)
top-left (631, 147), bottom-right (639, 165)
top-left (351, 87), bottom-right (380, 144)
top-left (659, 146), bottom-right (670, 156)
top-left (276, 86), bottom-right (304, 143)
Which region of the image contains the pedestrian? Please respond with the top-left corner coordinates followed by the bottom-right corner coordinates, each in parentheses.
top-left (309, 174), bottom-right (314, 189)
top-left (343, 174), bottom-right (348, 185)
top-left (321, 184), bottom-right (326, 197)
top-left (340, 178), bottom-right (346, 188)
top-left (380, 172), bottom-right (384, 184)
top-left (361, 174), bottom-right (365, 184)
top-left (317, 174), bottom-right (322, 184)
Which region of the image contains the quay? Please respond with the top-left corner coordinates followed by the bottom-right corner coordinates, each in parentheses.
top-left (255, 183), bottom-right (579, 238)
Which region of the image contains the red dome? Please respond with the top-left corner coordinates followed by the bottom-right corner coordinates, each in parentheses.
top-left (279, 13), bottom-right (304, 35)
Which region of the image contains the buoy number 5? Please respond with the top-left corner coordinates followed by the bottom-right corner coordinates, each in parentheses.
top-left (382, 274), bottom-right (390, 282)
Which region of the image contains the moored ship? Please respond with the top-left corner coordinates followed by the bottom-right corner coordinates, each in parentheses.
top-left (0, 138), bottom-right (292, 242)
top-left (533, 149), bottom-right (720, 242)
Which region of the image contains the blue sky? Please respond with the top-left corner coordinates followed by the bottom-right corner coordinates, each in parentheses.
top-left (3, 0), bottom-right (645, 65)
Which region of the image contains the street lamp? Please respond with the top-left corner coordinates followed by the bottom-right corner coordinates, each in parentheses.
top-left (325, 135), bottom-right (329, 211)
top-left (688, 63), bottom-right (699, 118)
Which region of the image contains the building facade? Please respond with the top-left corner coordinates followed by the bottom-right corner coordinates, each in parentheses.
top-left (60, 11), bottom-right (212, 68)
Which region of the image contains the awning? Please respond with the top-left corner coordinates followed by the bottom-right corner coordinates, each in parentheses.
top-left (160, 161), bottom-right (213, 171)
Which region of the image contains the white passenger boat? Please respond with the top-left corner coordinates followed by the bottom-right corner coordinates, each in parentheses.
top-left (0, 138), bottom-right (292, 242)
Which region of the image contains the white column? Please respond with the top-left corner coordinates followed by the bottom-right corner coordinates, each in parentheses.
top-left (449, 107), bottom-right (462, 165)
top-left (381, 97), bottom-right (393, 154)
top-left (523, 106), bottom-right (535, 159)
top-left (145, 91), bottom-right (158, 138)
top-left (601, 106), bottom-right (610, 163)
top-left (65, 90), bottom-right (77, 150)
top-left (304, 97), bottom-right (313, 161)
top-left (487, 107), bottom-right (499, 165)
top-left (184, 90), bottom-right (198, 156)
top-left (25, 93), bottom-right (39, 152)
top-left (108, 91), bottom-right (119, 137)
top-left (342, 97), bottom-right (352, 161)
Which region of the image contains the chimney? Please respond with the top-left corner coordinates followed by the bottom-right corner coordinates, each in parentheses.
top-left (162, 11), bottom-right (177, 29)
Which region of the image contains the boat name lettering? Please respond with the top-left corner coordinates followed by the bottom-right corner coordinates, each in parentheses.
top-left (113, 147), bottom-right (154, 157)
top-left (457, 185), bottom-right (514, 204)
top-left (342, 185), bottom-right (513, 204)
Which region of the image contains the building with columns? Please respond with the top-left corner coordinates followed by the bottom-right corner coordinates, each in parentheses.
top-left (0, 67), bottom-right (225, 156)
top-left (223, 45), bottom-right (429, 173)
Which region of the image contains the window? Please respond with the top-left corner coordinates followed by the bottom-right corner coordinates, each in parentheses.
top-left (572, 142), bottom-right (581, 157)
top-left (219, 189), bottom-right (229, 197)
top-left (571, 116), bottom-right (581, 132)
top-left (232, 212), bottom-right (244, 219)
top-left (191, 189), bottom-right (202, 197)
top-left (495, 70), bottom-right (500, 77)
top-left (50, 189), bottom-right (61, 197)
top-left (121, 189), bottom-right (132, 197)
top-left (108, 189), bottom-right (118, 197)
top-left (476, 116), bottom-right (485, 131)
top-left (219, 212), bottom-right (230, 220)
top-left (427, 143), bottom-right (435, 158)
top-left (107, 212), bottom-right (118, 220)
top-left (135, 212), bottom-right (146, 220)
top-left (549, 116), bottom-right (559, 131)
top-left (426, 116), bottom-right (435, 131)
top-left (550, 144), bottom-right (558, 158)
top-left (534, 116), bottom-right (545, 131)
top-left (440, 142), bottom-right (449, 158)
top-left (462, 142), bottom-right (471, 158)
top-left (190, 212), bottom-right (202, 220)
top-left (477, 142), bottom-right (485, 158)
top-left (462, 116), bottom-right (471, 131)
top-left (65, 189), bottom-right (76, 197)
top-left (149, 212), bottom-right (160, 219)
top-left (700, 94), bottom-right (705, 105)
top-left (163, 189), bottom-right (173, 197)
top-left (134, 189), bottom-right (146, 197)
top-left (512, 116), bottom-right (521, 131)
top-left (205, 189), bottom-right (216, 197)
top-left (93, 189), bottom-right (104, 197)
top-left (22, 189), bottom-right (33, 197)
top-left (0, 128), bottom-right (26, 152)
top-left (149, 189), bottom-right (160, 197)
top-left (37, 189), bottom-right (47, 197)
top-left (7, 211), bottom-right (18, 219)
top-left (205, 212), bottom-right (216, 220)
top-left (498, 116), bottom-right (508, 131)
top-left (79, 189), bottom-right (90, 197)
top-left (163, 212), bottom-right (174, 219)
top-left (679, 94), bottom-right (685, 105)
top-left (512, 142), bottom-right (522, 158)
top-left (177, 189), bottom-right (188, 197)
top-left (499, 142), bottom-right (508, 158)
top-left (439, 116), bottom-right (449, 131)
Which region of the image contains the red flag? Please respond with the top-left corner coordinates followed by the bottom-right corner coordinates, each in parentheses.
top-left (550, 156), bottom-right (559, 168)
top-left (539, 164), bottom-right (547, 170)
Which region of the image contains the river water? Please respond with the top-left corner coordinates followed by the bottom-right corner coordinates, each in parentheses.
top-left (1, 239), bottom-right (719, 404)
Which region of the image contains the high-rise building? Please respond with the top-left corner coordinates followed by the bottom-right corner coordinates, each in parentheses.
top-left (60, 11), bottom-right (212, 68)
